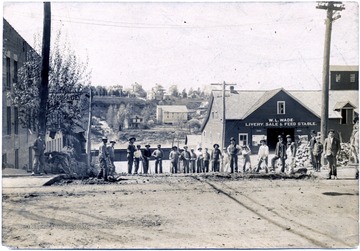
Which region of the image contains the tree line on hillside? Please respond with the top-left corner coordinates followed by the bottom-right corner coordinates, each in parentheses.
top-left (92, 82), bottom-right (210, 100)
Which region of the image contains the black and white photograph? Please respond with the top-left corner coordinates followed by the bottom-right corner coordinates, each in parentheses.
top-left (2, 1), bottom-right (359, 249)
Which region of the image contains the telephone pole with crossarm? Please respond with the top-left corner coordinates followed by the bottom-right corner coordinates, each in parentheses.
top-left (316, 1), bottom-right (345, 142)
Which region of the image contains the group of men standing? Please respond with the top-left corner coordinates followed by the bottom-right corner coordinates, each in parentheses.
top-left (268, 129), bottom-right (342, 179)
top-left (96, 126), bottom-right (346, 180)
top-left (123, 136), bottom-right (253, 175)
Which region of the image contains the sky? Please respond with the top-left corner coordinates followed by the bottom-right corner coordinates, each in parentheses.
top-left (3, 1), bottom-right (359, 91)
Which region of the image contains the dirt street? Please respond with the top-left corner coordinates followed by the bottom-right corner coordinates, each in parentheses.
top-left (2, 171), bottom-right (359, 249)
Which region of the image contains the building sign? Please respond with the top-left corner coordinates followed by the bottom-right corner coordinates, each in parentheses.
top-left (245, 118), bottom-right (317, 127)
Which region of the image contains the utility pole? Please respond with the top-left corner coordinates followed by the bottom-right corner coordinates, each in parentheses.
top-left (211, 82), bottom-right (236, 152)
top-left (316, 1), bottom-right (345, 142)
top-left (86, 88), bottom-right (93, 167)
top-left (38, 2), bottom-right (51, 136)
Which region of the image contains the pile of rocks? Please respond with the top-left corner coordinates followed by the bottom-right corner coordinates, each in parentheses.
top-left (337, 143), bottom-right (352, 166)
top-left (45, 151), bottom-right (97, 178)
top-left (294, 144), bottom-right (311, 168)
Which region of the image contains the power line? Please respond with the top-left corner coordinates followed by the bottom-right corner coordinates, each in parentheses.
top-left (8, 10), bottom-right (318, 30)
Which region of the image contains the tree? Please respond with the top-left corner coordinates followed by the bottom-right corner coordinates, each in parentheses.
top-left (188, 87), bottom-right (194, 98)
top-left (131, 82), bottom-right (147, 98)
top-left (188, 118), bottom-right (201, 133)
top-left (11, 30), bottom-right (91, 134)
top-left (106, 105), bottom-right (116, 128)
top-left (153, 83), bottom-right (165, 100)
top-left (168, 84), bottom-right (179, 97)
top-left (182, 88), bottom-right (187, 98)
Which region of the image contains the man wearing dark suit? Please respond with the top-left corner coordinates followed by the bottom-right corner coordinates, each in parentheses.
top-left (127, 137), bottom-right (136, 174)
top-left (271, 135), bottom-right (286, 172)
top-left (324, 129), bottom-right (341, 179)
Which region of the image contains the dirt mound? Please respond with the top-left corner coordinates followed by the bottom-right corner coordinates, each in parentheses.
top-left (45, 172), bottom-right (314, 186)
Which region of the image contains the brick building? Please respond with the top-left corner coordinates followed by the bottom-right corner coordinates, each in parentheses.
top-left (2, 19), bottom-right (37, 169)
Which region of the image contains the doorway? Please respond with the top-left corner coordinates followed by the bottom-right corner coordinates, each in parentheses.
top-left (267, 128), bottom-right (294, 151)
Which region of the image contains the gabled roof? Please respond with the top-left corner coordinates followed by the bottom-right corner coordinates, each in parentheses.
top-left (212, 90), bottom-right (266, 120)
top-left (333, 101), bottom-right (357, 110)
top-left (157, 105), bottom-right (188, 113)
top-left (206, 88), bottom-right (358, 121)
top-left (330, 65), bottom-right (359, 72)
top-left (241, 88), bottom-right (283, 119)
top-left (290, 90), bottom-right (359, 119)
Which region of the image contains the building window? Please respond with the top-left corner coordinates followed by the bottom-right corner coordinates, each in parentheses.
top-left (3, 154), bottom-right (7, 164)
top-left (7, 106), bottom-right (11, 135)
top-left (341, 109), bottom-right (353, 125)
top-left (13, 60), bottom-right (18, 84)
top-left (15, 149), bottom-right (19, 169)
top-left (239, 133), bottom-right (248, 146)
top-left (335, 74), bottom-right (341, 82)
top-left (350, 73), bottom-right (356, 83)
top-left (6, 56), bottom-right (11, 89)
top-left (277, 101), bottom-right (285, 115)
top-left (14, 107), bottom-right (19, 135)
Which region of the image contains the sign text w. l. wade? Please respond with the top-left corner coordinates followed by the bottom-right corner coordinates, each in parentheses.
top-left (245, 118), bottom-right (317, 127)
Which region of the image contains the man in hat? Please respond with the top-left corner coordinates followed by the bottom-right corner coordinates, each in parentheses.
top-left (308, 130), bottom-right (317, 170)
top-left (143, 144), bottom-right (152, 174)
top-left (227, 137), bottom-right (241, 173)
top-left (211, 143), bottom-right (222, 172)
top-left (285, 135), bottom-right (296, 174)
top-left (324, 129), bottom-right (340, 179)
top-left (196, 147), bottom-right (204, 173)
top-left (134, 144), bottom-right (144, 174)
top-left (107, 140), bottom-right (116, 176)
top-left (203, 147), bottom-right (211, 172)
top-left (255, 139), bottom-right (269, 173)
top-left (312, 136), bottom-right (323, 172)
top-left (127, 137), bottom-right (136, 174)
top-left (189, 148), bottom-right (197, 173)
top-left (180, 146), bottom-right (191, 173)
top-left (98, 136), bottom-right (109, 180)
top-left (152, 144), bottom-right (164, 174)
top-left (271, 135), bottom-right (286, 172)
top-left (32, 133), bottom-right (46, 175)
top-left (241, 141), bottom-right (252, 173)
top-left (169, 146), bottom-right (180, 173)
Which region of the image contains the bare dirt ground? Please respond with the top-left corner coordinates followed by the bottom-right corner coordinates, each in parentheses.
top-left (2, 168), bottom-right (359, 250)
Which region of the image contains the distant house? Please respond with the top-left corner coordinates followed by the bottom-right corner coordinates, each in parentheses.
top-left (156, 105), bottom-right (188, 124)
top-left (147, 88), bottom-right (164, 101)
top-left (129, 115), bottom-right (144, 129)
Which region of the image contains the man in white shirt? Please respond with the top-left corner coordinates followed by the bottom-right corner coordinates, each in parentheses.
top-left (255, 139), bottom-right (269, 173)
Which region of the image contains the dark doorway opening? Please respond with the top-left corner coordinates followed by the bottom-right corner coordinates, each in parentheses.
top-left (267, 128), bottom-right (295, 151)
